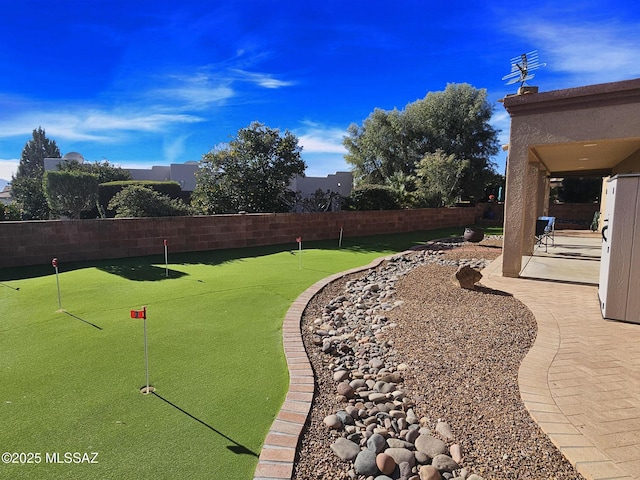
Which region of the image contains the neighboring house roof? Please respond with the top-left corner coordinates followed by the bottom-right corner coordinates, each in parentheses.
top-left (0, 184), bottom-right (12, 205)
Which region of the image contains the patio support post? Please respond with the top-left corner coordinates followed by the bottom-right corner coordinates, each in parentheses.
top-left (502, 135), bottom-right (528, 277)
top-left (523, 162), bottom-right (541, 256)
top-left (538, 167), bottom-right (550, 217)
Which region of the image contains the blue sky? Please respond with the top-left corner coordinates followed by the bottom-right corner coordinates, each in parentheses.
top-left (2, 0), bottom-right (640, 182)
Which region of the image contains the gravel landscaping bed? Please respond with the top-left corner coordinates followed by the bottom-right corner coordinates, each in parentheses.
top-left (293, 239), bottom-right (585, 479)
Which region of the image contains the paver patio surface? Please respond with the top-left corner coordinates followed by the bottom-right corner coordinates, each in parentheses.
top-left (483, 232), bottom-right (640, 480)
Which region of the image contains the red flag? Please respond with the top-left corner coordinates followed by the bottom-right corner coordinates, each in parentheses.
top-left (130, 307), bottom-right (146, 319)
top-left (163, 239), bottom-right (167, 246)
top-left (296, 237), bottom-right (302, 243)
top-left (52, 258), bottom-right (58, 268)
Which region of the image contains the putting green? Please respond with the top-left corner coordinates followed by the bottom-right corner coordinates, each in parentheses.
top-left (0, 227), bottom-right (491, 479)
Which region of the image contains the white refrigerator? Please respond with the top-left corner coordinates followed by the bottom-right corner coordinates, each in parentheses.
top-left (598, 174), bottom-right (640, 323)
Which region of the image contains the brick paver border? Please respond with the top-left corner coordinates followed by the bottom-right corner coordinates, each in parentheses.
top-left (253, 256), bottom-right (392, 480)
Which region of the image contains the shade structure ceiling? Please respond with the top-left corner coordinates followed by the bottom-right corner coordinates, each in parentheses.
top-left (530, 138), bottom-right (640, 177)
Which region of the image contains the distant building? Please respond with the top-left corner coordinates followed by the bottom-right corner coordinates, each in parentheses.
top-left (43, 151), bottom-right (85, 170)
top-left (289, 171), bottom-right (353, 199)
top-left (0, 184), bottom-right (12, 205)
top-left (44, 153), bottom-right (200, 192)
top-left (43, 152), bottom-right (353, 207)
top-left (128, 162), bottom-right (199, 191)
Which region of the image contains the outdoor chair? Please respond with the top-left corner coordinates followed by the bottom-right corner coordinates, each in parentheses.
top-left (535, 216), bottom-right (555, 252)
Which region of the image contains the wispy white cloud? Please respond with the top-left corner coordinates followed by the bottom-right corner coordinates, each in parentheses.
top-left (163, 134), bottom-right (191, 164)
top-left (232, 69), bottom-right (296, 89)
top-left (81, 111), bottom-right (203, 132)
top-left (147, 72), bottom-right (235, 110)
top-left (490, 100), bottom-right (519, 173)
top-left (504, 17), bottom-right (640, 85)
top-left (0, 109), bottom-right (204, 142)
top-left (540, 24), bottom-right (639, 80)
top-left (0, 37), bottom-right (296, 161)
top-left (296, 122), bottom-right (348, 154)
top-left (0, 114), bottom-right (107, 142)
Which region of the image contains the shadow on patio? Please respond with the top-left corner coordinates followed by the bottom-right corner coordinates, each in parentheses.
top-left (520, 230), bottom-right (602, 285)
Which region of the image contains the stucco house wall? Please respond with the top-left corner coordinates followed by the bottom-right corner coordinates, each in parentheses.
top-left (501, 79), bottom-right (640, 277)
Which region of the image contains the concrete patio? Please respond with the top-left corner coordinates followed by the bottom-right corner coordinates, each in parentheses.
top-left (482, 231), bottom-right (640, 479)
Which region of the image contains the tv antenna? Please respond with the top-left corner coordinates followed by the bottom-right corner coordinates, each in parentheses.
top-left (502, 50), bottom-right (545, 88)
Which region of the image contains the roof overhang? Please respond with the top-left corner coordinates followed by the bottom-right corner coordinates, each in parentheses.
top-left (502, 78), bottom-right (640, 176)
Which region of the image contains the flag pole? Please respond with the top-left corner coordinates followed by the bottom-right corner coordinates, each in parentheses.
top-left (297, 237), bottom-right (302, 269)
top-left (339, 226), bottom-right (343, 249)
top-left (52, 258), bottom-right (62, 310)
top-left (142, 306), bottom-right (151, 393)
top-left (131, 306), bottom-right (154, 394)
top-left (164, 239), bottom-right (168, 277)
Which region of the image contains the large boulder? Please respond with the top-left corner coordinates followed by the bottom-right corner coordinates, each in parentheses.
top-left (453, 265), bottom-right (482, 289)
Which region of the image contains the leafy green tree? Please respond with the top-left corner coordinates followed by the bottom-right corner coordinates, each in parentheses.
top-left (43, 170), bottom-right (99, 219)
top-left (50, 159), bottom-right (131, 218)
top-left (58, 158), bottom-right (132, 183)
top-left (416, 150), bottom-right (469, 206)
top-left (54, 159), bottom-right (133, 217)
top-left (191, 122), bottom-right (306, 214)
top-left (405, 84), bottom-right (498, 165)
top-left (344, 108), bottom-right (419, 184)
top-left (345, 185), bottom-right (401, 210)
top-left (385, 171), bottom-right (417, 208)
top-left (1, 202), bottom-right (22, 221)
top-left (344, 83), bottom-right (499, 201)
top-left (108, 185), bottom-right (190, 217)
top-left (99, 180), bottom-right (182, 217)
top-left (481, 171), bottom-right (505, 202)
top-left (11, 127), bottom-right (61, 219)
top-left (407, 83), bottom-right (499, 200)
top-left (301, 189), bottom-right (343, 212)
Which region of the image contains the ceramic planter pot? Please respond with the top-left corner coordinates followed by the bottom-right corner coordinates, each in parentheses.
top-left (463, 227), bottom-right (484, 243)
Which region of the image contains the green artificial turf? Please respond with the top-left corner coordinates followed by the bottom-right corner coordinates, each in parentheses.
top-left (0, 226), bottom-right (498, 479)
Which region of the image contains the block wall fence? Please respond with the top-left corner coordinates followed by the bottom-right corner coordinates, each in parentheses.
top-left (0, 203), bottom-right (597, 269)
top-left (477, 202), bottom-right (600, 228)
